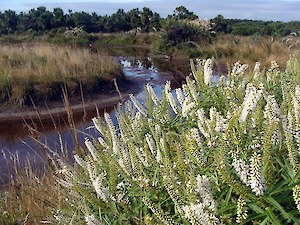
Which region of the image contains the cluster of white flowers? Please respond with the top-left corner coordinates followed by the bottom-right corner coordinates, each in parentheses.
top-left (232, 157), bottom-right (251, 185)
top-left (146, 83), bottom-right (160, 105)
top-left (135, 147), bottom-right (149, 167)
top-left (85, 214), bottom-right (103, 225)
top-left (293, 185), bottom-right (300, 212)
top-left (186, 77), bottom-right (199, 101)
top-left (196, 175), bottom-right (217, 212)
top-left (92, 117), bottom-right (102, 134)
top-left (92, 176), bottom-right (109, 203)
top-left (230, 62), bottom-right (248, 77)
top-left (266, 61), bottom-right (280, 81)
top-left (165, 81), bottom-right (179, 115)
top-left (182, 98), bottom-right (195, 118)
top-left (236, 196), bottom-right (247, 223)
top-left (232, 153), bottom-right (265, 196)
top-left (97, 136), bottom-right (108, 149)
top-left (182, 203), bottom-right (223, 225)
top-left (209, 107), bottom-right (227, 133)
top-left (182, 175), bottom-right (222, 225)
top-left (129, 94), bottom-right (147, 116)
top-left (197, 109), bottom-right (210, 138)
top-left (85, 138), bottom-right (98, 161)
top-left (74, 154), bottom-right (86, 168)
top-left (293, 86), bottom-right (300, 124)
top-left (239, 83), bottom-right (263, 122)
top-left (264, 95), bottom-right (281, 122)
top-left (191, 127), bottom-right (203, 147)
top-left (253, 62), bottom-right (261, 80)
top-left (145, 133), bottom-right (156, 156)
top-left (264, 95), bottom-right (282, 143)
top-left (175, 88), bottom-right (185, 105)
top-left (204, 58), bottom-right (213, 85)
top-left (250, 152), bottom-right (265, 195)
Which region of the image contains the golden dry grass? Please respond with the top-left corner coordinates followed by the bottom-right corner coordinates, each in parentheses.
top-left (0, 159), bottom-right (59, 224)
top-left (0, 44), bottom-right (123, 105)
top-left (207, 34), bottom-right (300, 67)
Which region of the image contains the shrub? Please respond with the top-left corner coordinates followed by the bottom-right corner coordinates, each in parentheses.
top-left (51, 52), bottom-right (300, 224)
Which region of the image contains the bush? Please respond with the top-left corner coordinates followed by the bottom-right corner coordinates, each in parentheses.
top-left (51, 53), bottom-right (300, 224)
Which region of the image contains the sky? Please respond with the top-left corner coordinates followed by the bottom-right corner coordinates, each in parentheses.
top-left (0, 0), bottom-right (299, 22)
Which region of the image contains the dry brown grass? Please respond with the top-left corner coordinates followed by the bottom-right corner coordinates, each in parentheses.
top-left (0, 156), bottom-right (59, 224)
top-left (0, 44), bottom-right (123, 105)
top-left (205, 34), bottom-right (300, 68)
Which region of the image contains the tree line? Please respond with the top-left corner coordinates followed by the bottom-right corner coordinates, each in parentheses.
top-left (0, 6), bottom-right (299, 36)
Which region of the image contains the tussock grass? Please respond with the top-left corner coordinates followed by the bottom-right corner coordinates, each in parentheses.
top-left (0, 44), bottom-right (123, 105)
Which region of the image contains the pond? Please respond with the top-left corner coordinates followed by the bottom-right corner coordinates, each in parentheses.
top-left (0, 46), bottom-right (223, 188)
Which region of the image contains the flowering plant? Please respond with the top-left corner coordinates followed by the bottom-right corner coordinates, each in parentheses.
top-left (54, 53), bottom-right (300, 224)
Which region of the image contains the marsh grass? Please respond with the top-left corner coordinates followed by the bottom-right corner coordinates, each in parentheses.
top-left (206, 34), bottom-right (300, 67)
top-left (154, 33), bottom-right (299, 67)
top-left (0, 152), bottom-right (58, 225)
top-left (0, 44), bottom-right (123, 105)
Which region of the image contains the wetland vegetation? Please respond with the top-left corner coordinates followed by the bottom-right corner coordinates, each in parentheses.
top-left (0, 4), bottom-right (300, 225)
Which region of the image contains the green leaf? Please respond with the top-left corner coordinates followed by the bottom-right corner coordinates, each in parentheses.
top-left (224, 186), bottom-right (233, 206)
top-left (265, 207), bottom-right (282, 225)
top-left (218, 204), bottom-right (237, 214)
top-left (263, 196), bottom-right (300, 223)
top-left (248, 204), bottom-right (265, 214)
top-left (259, 217), bottom-right (269, 225)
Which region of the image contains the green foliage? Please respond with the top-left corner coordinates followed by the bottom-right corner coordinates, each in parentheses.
top-left (153, 19), bottom-right (211, 57)
top-left (211, 16), bottom-right (300, 37)
top-left (1, 6), bottom-right (298, 38)
top-left (168, 6), bottom-right (198, 20)
top-left (51, 52), bottom-right (300, 224)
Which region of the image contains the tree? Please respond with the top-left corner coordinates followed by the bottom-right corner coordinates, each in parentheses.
top-left (150, 12), bottom-right (161, 31)
top-left (70, 11), bottom-right (92, 31)
top-left (1, 10), bottom-right (19, 33)
top-left (141, 7), bottom-right (153, 32)
top-left (127, 8), bottom-right (142, 29)
top-left (211, 14), bottom-right (227, 32)
top-left (52, 7), bottom-right (66, 28)
top-left (172, 6), bottom-right (198, 20)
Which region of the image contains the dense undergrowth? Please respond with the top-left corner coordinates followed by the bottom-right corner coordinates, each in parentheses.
top-left (0, 44), bottom-right (123, 105)
top-left (2, 51), bottom-right (300, 224)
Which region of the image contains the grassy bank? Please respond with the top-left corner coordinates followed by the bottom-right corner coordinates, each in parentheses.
top-left (0, 44), bottom-right (123, 105)
top-left (153, 33), bottom-right (299, 67)
top-left (1, 52), bottom-right (300, 224)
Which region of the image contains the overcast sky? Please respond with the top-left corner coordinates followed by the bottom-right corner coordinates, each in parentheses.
top-left (0, 0), bottom-right (299, 22)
